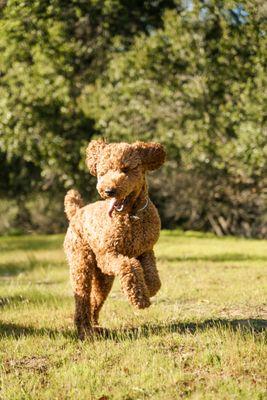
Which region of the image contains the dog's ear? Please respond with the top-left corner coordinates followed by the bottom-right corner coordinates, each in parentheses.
top-left (132, 141), bottom-right (166, 171)
top-left (86, 139), bottom-right (107, 176)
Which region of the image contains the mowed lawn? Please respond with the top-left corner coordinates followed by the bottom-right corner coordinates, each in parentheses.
top-left (0, 231), bottom-right (266, 400)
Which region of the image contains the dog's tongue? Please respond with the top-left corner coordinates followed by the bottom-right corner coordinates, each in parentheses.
top-left (108, 198), bottom-right (124, 217)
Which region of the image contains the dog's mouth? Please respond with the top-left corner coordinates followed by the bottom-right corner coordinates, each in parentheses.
top-left (108, 197), bottom-right (126, 217)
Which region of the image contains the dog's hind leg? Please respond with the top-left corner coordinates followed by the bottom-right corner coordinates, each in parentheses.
top-left (64, 227), bottom-right (96, 339)
top-left (139, 250), bottom-right (161, 297)
top-left (90, 267), bottom-right (114, 326)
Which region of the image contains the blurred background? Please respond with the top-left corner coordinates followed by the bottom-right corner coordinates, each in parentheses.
top-left (0, 0), bottom-right (266, 237)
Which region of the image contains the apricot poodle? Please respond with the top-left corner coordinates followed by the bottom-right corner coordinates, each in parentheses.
top-left (64, 139), bottom-right (166, 338)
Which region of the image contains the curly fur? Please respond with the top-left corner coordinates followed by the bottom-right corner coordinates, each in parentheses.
top-left (64, 140), bottom-right (166, 339)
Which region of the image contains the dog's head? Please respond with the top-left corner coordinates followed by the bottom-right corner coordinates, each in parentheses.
top-left (86, 140), bottom-right (165, 215)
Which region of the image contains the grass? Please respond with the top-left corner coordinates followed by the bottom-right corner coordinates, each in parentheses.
top-left (0, 230), bottom-right (266, 400)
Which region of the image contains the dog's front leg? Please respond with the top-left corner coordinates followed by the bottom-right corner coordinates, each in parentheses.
top-left (138, 250), bottom-right (161, 297)
top-left (98, 253), bottom-right (150, 309)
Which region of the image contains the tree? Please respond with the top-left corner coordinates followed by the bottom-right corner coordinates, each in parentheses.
top-left (83, 0), bottom-right (267, 236)
top-left (0, 0), bottom-right (177, 197)
top-left (0, 0), bottom-right (266, 236)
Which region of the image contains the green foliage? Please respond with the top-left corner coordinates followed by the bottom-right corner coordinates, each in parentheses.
top-left (0, 0), bottom-right (266, 235)
top-left (85, 0), bottom-right (267, 179)
top-left (0, 0), bottom-right (176, 195)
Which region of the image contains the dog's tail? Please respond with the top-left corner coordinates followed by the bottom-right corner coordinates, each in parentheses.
top-left (64, 189), bottom-right (84, 221)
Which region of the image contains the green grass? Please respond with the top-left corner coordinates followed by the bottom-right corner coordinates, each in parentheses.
top-left (0, 231), bottom-right (266, 400)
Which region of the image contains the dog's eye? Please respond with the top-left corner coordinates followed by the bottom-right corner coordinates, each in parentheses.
top-left (121, 166), bottom-right (130, 173)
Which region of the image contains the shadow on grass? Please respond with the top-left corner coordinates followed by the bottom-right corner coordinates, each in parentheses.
top-left (0, 261), bottom-right (37, 277)
top-left (0, 259), bottom-right (65, 277)
top-left (160, 253), bottom-right (267, 263)
top-left (0, 322), bottom-right (75, 340)
top-left (0, 236), bottom-right (63, 253)
top-left (1, 318), bottom-right (266, 341)
top-left (0, 292), bottom-right (70, 309)
top-left (0, 295), bottom-right (29, 308)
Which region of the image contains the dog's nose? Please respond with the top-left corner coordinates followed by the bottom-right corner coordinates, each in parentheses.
top-left (105, 188), bottom-right (116, 197)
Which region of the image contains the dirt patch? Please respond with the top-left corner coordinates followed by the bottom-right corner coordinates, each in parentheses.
top-left (4, 356), bottom-right (48, 374)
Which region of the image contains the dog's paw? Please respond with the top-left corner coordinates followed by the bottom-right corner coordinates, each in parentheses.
top-left (134, 296), bottom-right (151, 309)
top-left (77, 325), bottom-right (94, 341)
top-left (92, 326), bottom-right (111, 338)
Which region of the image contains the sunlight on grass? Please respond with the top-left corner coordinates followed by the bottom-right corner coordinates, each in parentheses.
top-left (0, 231), bottom-right (266, 399)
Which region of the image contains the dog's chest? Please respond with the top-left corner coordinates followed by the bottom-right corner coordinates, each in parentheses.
top-left (90, 212), bottom-right (159, 257)
top-left (102, 217), bottom-right (144, 256)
